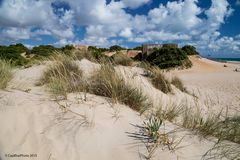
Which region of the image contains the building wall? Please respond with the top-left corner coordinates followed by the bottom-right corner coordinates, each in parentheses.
top-left (73, 45), bottom-right (89, 51)
top-left (142, 43), bottom-right (178, 55)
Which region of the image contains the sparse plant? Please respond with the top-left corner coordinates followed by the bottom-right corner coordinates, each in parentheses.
top-left (0, 60), bottom-right (13, 89)
top-left (127, 116), bottom-right (173, 159)
top-left (144, 116), bottom-right (163, 144)
top-left (89, 63), bottom-right (150, 113)
top-left (203, 141), bottom-right (240, 160)
top-left (182, 108), bottom-right (240, 144)
top-left (155, 102), bottom-right (184, 122)
top-left (171, 76), bottom-right (188, 93)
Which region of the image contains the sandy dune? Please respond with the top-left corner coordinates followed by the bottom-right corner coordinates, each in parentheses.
top-left (175, 56), bottom-right (240, 114)
top-left (0, 57), bottom-right (239, 160)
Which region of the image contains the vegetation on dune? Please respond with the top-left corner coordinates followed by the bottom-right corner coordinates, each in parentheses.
top-left (146, 67), bottom-right (172, 94)
top-left (182, 45), bottom-right (199, 55)
top-left (182, 108), bottom-right (240, 144)
top-left (31, 45), bottom-right (60, 57)
top-left (155, 102), bottom-right (184, 122)
top-left (146, 45), bottom-right (192, 69)
top-left (0, 60), bottom-right (13, 89)
top-left (109, 45), bottom-right (126, 52)
top-left (112, 53), bottom-right (133, 66)
top-left (38, 54), bottom-right (84, 97)
top-left (0, 43), bottom-right (30, 66)
top-left (132, 46), bottom-right (143, 51)
top-left (171, 76), bottom-right (188, 93)
top-left (89, 63), bottom-right (150, 113)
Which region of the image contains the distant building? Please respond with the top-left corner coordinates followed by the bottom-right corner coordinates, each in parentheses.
top-left (127, 50), bottom-right (142, 58)
top-left (73, 44), bottom-right (89, 51)
top-left (142, 43), bottom-right (178, 56)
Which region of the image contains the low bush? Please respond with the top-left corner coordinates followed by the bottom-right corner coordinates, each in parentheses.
top-left (0, 44), bottom-right (30, 66)
top-left (89, 64), bottom-right (150, 113)
top-left (146, 46), bottom-right (192, 69)
top-left (0, 60), bottom-right (13, 89)
top-left (181, 45), bottom-right (199, 55)
top-left (31, 45), bottom-right (60, 57)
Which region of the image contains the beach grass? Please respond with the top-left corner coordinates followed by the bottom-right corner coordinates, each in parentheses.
top-left (171, 76), bottom-right (188, 93)
top-left (0, 60), bottom-right (13, 89)
top-left (112, 53), bottom-right (133, 66)
top-left (89, 63), bottom-right (150, 113)
top-left (182, 108), bottom-right (240, 144)
top-left (155, 102), bottom-right (184, 122)
top-left (38, 54), bottom-right (84, 97)
top-left (149, 67), bottom-right (172, 94)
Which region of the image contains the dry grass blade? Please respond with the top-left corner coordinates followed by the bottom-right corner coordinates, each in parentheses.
top-left (171, 76), bottom-right (188, 93)
top-left (147, 67), bottom-right (172, 94)
top-left (182, 107), bottom-right (240, 144)
top-left (112, 53), bottom-right (133, 66)
top-left (0, 60), bottom-right (13, 89)
top-left (155, 102), bottom-right (184, 122)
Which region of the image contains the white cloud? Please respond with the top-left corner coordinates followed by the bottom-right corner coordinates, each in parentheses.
top-left (0, 0), bottom-right (238, 55)
top-left (122, 0), bottom-right (151, 8)
top-left (0, 0), bottom-right (74, 40)
top-left (205, 0), bottom-right (233, 29)
top-left (2, 27), bottom-right (31, 40)
top-left (119, 28), bottom-right (133, 38)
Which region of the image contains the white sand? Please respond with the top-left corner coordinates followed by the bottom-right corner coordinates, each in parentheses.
top-left (175, 56), bottom-right (240, 115)
top-left (0, 58), bottom-right (239, 160)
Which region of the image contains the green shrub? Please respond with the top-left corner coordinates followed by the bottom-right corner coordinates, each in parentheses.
top-left (0, 60), bottom-right (13, 89)
top-left (31, 45), bottom-right (60, 57)
top-left (182, 45), bottom-right (199, 55)
top-left (89, 64), bottom-right (150, 113)
top-left (146, 46), bottom-right (192, 69)
top-left (0, 43), bottom-right (30, 66)
top-left (109, 45), bottom-right (125, 52)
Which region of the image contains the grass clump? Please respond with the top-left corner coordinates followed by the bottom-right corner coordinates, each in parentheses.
top-left (171, 76), bottom-right (188, 93)
top-left (155, 102), bottom-right (184, 122)
top-left (90, 63), bottom-right (149, 113)
top-left (112, 53), bottom-right (133, 66)
top-left (148, 67), bottom-right (172, 94)
top-left (38, 54), bottom-right (84, 97)
top-left (0, 60), bottom-right (13, 89)
top-left (182, 108), bottom-right (240, 144)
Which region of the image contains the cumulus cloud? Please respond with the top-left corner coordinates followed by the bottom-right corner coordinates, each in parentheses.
top-left (122, 0), bottom-right (151, 8)
top-left (0, 0), bottom-right (238, 55)
top-left (0, 0), bottom-right (74, 41)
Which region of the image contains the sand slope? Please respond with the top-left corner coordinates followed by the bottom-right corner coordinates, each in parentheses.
top-left (175, 56), bottom-right (240, 114)
top-left (0, 58), bottom-right (238, 160)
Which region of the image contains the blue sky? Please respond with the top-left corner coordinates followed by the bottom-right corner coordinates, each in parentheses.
top-left (0, 0), bottom-right (240, 57)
